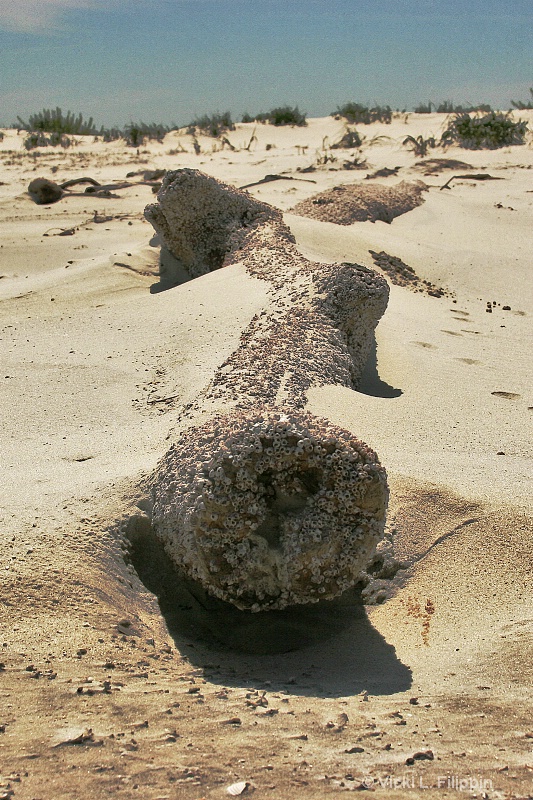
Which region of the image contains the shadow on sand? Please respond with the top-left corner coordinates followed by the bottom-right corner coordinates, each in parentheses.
top-left (358, 336), bottom-right (402, 398)
top-left (149, 235), bottom-right (193, 294)
top-left (125, 517), bottom-right (412, 698)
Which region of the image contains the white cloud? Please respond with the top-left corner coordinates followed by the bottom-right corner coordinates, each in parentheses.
top-left (0, 0), bottom-right (269, 33)
top-left (0, 0), bottom-right (112, 34)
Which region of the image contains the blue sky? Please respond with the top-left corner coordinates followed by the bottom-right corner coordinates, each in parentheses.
top-left (1, 0), bottom-right (532, 127)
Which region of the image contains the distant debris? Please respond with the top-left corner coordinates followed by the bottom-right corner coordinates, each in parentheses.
top-left (414, 158), bottom-right (473, 175)
top-left (28, 177), bottom-right (63, 204)
top-left (366, 166), bottom-right (401, 179)
top-left (440, 173), bottom-right (504, 190)
top-left (290, 180), bottom-right (427, 225)
top-left (240, 174), bottom-right (316, 189)
top-left (369, 250), bottom-right (450, 298)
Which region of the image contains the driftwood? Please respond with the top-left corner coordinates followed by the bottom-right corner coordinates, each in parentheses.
top-left (239, 173), bottom-right (317, 189)
top-left (43, 211), bottom-right (136, 236)
top-left (28, 175), bottom-right (163, 204)
top-left (220, 136), bottom-right (236, 152)
top-left (440, 173), bottom-right (504, 190)
top-left (244, 127), bottom-right (258, 151)
top-left (145, 170), bottom-right (390, 611)
top-left (59, 177), bottom-right (101, 190)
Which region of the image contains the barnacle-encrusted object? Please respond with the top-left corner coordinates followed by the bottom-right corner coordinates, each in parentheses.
top-left (152, 409), bottom-right (388, 611)
top-left (290, 180), bottom-right (428, 225)
top-left (144, 168), bottom-right (278, 279)
top-left (145, 170), bottom-right (390, 611)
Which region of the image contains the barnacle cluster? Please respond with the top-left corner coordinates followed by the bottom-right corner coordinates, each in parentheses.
top-left (152, 409), bottom-right (388, 611)
top-left (144, 169), bottom-right (280, 279)
top-left (145, 170), bottom-right (391, 610)
top-left (206, 261), bottom-right (389, 410)
top-left (290, 180), bottom-right (428, 225)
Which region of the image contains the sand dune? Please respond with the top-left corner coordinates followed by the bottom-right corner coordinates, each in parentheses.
top-left (0, 114), bottom-right (532, 798)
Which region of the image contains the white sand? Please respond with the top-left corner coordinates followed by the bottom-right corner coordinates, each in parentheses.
top-left (0, 114), bottom-right (531, 798)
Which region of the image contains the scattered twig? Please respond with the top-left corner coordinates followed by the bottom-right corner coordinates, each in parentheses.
top-left (220, 136), bottom-right (236, 152)
top-left (440, 173), bottom-right (504, 190)
top-left (42, 224), bottom-right (83, 236)
top-left (244, 127), bottom-right (258, 151)
top-left (147, 393), bottom-right (182, 405)
top-left (82, 181), bottom-right (133, 193)
top-left (239, 173), bottom-right (317, 189)
top-left (43, 211), bottom-right (137, 236)
top-left (59, 177), bottom-right (101, 190)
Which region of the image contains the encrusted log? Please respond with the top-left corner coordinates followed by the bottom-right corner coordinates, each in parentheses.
top-left (144, 169), bottom-right (278, 280)
top-left (152, 409), bottom-right (388, 611)
top-left (145, 170), bottom-right (390, 610)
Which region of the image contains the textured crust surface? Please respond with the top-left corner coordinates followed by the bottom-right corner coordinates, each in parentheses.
top-left (144, 169), bottom-right (278, 278)
top-left (152, 409), bottom-right (388, 610)
top-left (290, 180), bottom-right (428, 225)
top-left (145, 170), bottom-right (390, 609)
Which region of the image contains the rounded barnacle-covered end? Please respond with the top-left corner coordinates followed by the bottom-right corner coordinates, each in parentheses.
top-left (144, 168), bottom-right (279, 279)
top-left (313, 262), bottom-right (390, 386)
top-left (152, 407), bottom-right (388, 611)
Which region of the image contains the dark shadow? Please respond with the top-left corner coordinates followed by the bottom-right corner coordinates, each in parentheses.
top-left (149, 235), bottom-right (193, 294)
top-left (124, 515), bottom-right (412, 698)
top-left (358, 335), bottom-right (402, 398)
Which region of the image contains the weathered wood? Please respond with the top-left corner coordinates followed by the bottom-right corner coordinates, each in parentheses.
top-left (239, 173), bottom-right (317, 189)
top-left (440, 173), bottom-right (504, 190)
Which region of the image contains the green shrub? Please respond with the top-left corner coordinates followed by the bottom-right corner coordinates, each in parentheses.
top-left (331, 128), bottom-right (363, 149)
top-left (334, 103), bottom-right (391, 124)
top-left (436, 100), bottom-right (492, 113)
top-left (123, 122), bottom-right (170, 147)
top-left (246, 106), bottom-right (307, 128)
top-left (467, 103), bottom-right (492, 113)
top-left (23, 131), bottom-right (75, 149)
top-left (403, 134), bottom-right (437, 157)
top-left (252, 111), bottom-right (270, 123)
top-left (265, 106), bottom-right (307, 126)
top-left (511, 87), bottom-right (533, 110)
top-left (16, 107), bottom-right (102, 135)
top-left (413, 102), bottom-right (433, 114)
top-left (416, 100), bottom-right (493, 114)
top-left (245, 106), bottom-right (307, 126)
top-left (15, 109), bottom-right (174, 146)
top-left (100, 128), bottom-right (123, 142)
top-left (188, 112), bottom-right (235, 137)
top-left (442, 111), bottom-right (528, 149)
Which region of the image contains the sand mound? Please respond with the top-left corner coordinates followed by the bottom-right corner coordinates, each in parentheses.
top-left (290, 180), bottom-right (428, 224)
top-left (145, 170), bottom-right (389, 609)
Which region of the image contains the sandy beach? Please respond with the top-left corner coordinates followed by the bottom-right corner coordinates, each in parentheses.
top-left (0, 114), bottom-right (532, 799)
